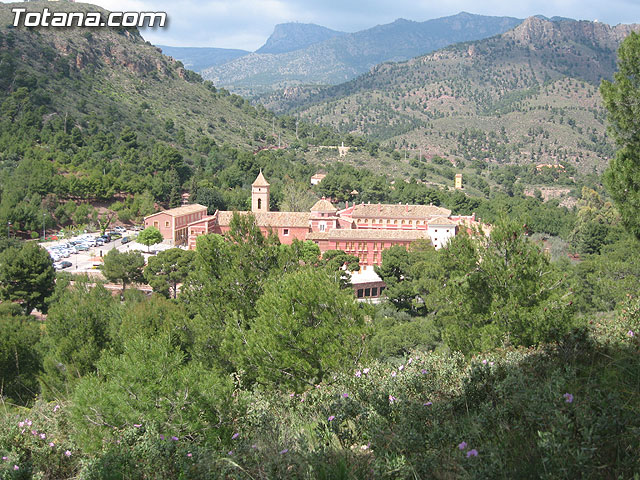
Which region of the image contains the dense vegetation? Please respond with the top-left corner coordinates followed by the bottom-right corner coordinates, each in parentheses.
top-left (0, 210), bottom-right (639, 478)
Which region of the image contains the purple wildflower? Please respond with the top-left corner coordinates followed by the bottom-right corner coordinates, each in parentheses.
top-left (458, 442), bottom-right (467, 450)
top-left (171, 436), bottom-right (179, 441)
top-left (159, 434), bottom-right (165, 440)
top-left (133, 424), bottom-right (142, 428)
top-left (251, 444), bottom-right (258, 449)
top-left (408, 358), bottom-right (413, 365)
top-left (389, 395), bottom-right (396, 404)
top-left (391, 371), bottom-right (397, 377)
top-left (49, 442), bottom-right (55, 448)
top-left (40, 433), bottom-right (46, 439)
top-left (328, 415), bottom-right (335, 421)
top-left (232, 432), bottom-right (240, 440)
top-left (421, 369), bottom-right (427, 374)
top-left (355, 370), bottom-right (362, 377)
top-left (563, 393), bottom-right (574, 403)
top-left (14, 465), bottom-right (19, 470)
top-left (228, 450), bottom-right (233, 455)
top-left (424, 401), bottom-right (433, 406)
top-left (399, 365), bottom-right (404, 371)
top-left (18, 421), bottom-right (24, 428)
top-left (363, 368), bottom-right (370, 374)
top-left (628, 330), bottom-right (635, 337)
top-left (289, 393), bottom-right (295, 398)
top-left (482, 359), bottom-right (487, 365)
top-left (187, 453), bottom-right (192, 458)
top-left (26, 420), bottom-right (32, 426)
top-left (280, 448), bottom-right (289, 454)
top-left (64, 450), bottom-right (71, 457)
top-left (54, 405), bottom-right (60, 412)
top-left (466, 449), bottom-right (479, 457)
top-left (342, 393), bottom-right (349, 398)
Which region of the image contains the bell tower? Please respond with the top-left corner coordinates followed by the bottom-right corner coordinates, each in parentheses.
top-left (251, 170), bottom-right (270, 213)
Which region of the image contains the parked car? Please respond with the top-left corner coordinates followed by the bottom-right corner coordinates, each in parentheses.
top-left (75, 244), bottom-right (89, 252)
top-left (95, 238), bottom-right (104, 246)
top-left (109, 233), bottom-right (122, 240)
top-left (59, 260), bottom-right (72, 269)
top-left (114, 226), bottom-right (126, 233)
top-left (121, 236), bottom-right (131, 244)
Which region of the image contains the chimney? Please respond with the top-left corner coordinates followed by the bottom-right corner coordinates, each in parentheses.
top-left (405, 203), bottom-right (408, 212)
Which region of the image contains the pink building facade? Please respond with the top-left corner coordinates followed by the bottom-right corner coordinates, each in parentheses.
top-left (179, 173), bottom-right (483, 268)
top-left (144, 204), bottom-right (208, 246)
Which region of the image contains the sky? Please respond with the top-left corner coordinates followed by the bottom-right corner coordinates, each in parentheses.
top-left (5, 0), bottom-right (640, 50)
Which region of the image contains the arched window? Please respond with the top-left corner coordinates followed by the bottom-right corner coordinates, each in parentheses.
top-left (258, 198), bottom-right (262, 209)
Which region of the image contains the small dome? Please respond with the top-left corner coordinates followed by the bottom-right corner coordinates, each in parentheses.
top-left (310, 197), bottom-right (337, 212)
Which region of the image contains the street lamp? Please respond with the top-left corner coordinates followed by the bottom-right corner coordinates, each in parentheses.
top-left (7, 221), bottom-right (11, 238)
top-left (42, 213), bottom-right (46, 241)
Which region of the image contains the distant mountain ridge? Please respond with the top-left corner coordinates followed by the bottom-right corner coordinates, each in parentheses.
top-left (157, 46), bottom-right (249, 72)
top-left (202, 12), bottom-right (524, 96)
top-left (256, 23), bottom-right (346, 54)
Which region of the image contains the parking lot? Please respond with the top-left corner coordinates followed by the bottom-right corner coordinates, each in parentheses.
top-left (40, 227), bottom-right (141, 275)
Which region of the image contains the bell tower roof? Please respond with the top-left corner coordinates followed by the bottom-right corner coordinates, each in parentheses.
top-left (252, 170), bottom-right (270, 188)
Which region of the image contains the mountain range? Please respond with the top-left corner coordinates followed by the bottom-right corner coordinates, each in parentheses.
top-left (196, 13), bottom-right (523, 95)
top-left (270, 16), bottom-right (638, 171)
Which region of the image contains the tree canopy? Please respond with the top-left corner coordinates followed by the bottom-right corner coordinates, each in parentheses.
top-left (601, 31), bottom-right (640, 239)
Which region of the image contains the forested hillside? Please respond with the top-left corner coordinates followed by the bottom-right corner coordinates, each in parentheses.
top-left (0, 2), bottom-right (347, 236)
top-left (275, 17), bottom-right (638, 171)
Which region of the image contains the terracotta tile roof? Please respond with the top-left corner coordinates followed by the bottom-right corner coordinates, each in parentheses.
top-left (306, 229), bottom-right (431, 241)
top-left (427, 217), bottom-right (459, 226)
top-left (349, 203), bottom-right (451, 218)
top-left (252, 171), bottom-right (270, 187)
top-left (310, 198), bottom-right (337, 212)
top-left (145, 204), bottom-right (207, 219)
top-left (216, 211), bottom-right (311, 228)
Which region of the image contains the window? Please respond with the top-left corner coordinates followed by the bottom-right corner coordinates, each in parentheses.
top-left (435, 229), bottom-right (438, 233)
top-left (257, 198), bottom-right (262, 210)
top-left (165, 221), bottom-right (169, 228)
top-left (357, 289), bottom-right (364, 298)
top-left (154, 221), bottom-right (159, 228)
top-left (372, 287), bottom-right (378, 296)
top-left (446, 229), bottom-right (450, 233)
top-left (365, 288), bottom-right (371, 297)
top-left (283, 228), bottom-right (289, 236)
top-left (319, 222), bottom-right (326, 232)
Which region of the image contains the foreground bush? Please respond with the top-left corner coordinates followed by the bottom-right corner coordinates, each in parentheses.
top-left (1, 303), bottom-right (638, 479)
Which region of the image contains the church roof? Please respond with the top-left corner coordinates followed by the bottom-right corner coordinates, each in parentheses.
top-left (427, 217), bottom-right (458, 226)
top-left (216, 211), bottom-right (311, 228)
top-left (310, 198), bottom-right (337, 212)
top-left (306, 229), bottom-right (430, 241)
top-left (145, 204), bottom-right (207, 219)
top-left (252, 171), bottom-right (270, 187)
top-left (348, 203), bottom-right (451, 219)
